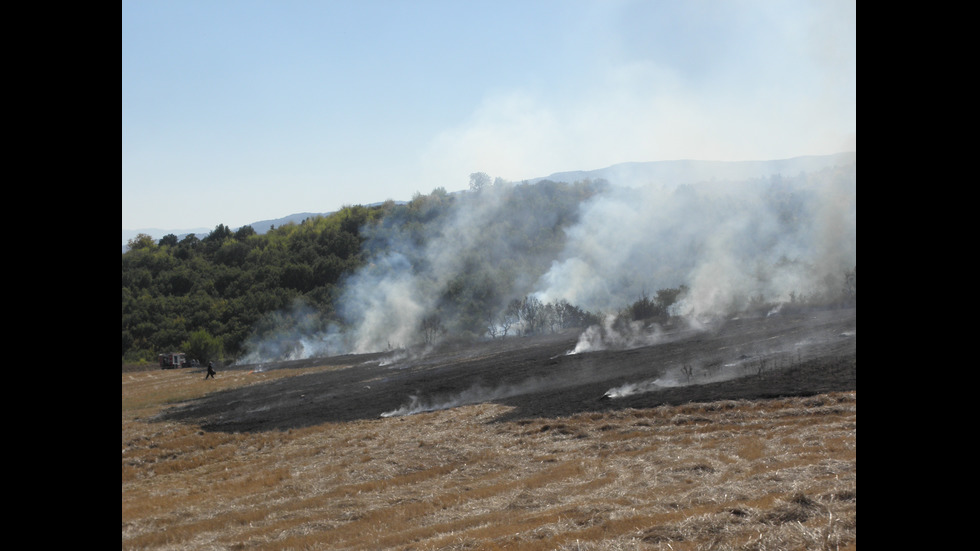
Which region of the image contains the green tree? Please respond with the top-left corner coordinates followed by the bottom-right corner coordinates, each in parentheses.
top-left (205, 224), bottom-right (233, 243)
top-left (282, 264), bottom-right (314, 292)
top-left (234, 225), bottom-right (256, 240)
top-left (179, 233), bottom-right (201, 247)
top-left (126, 233), bottom-right (156, 251)
top-left (628, 291), bottom-right (659, 321)
top-left (214, 240), bottom-right (250, 267)
top-left (184, 329), bottom-right (223, 363)
top-left (655, 286), bottom-right (687, 314)
top-left (469, 172), bottom-right (491, 192)
top-left (516, 295), bottom-right (544, 336)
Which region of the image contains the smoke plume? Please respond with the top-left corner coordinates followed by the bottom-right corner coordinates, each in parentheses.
top-left (238, 156), bottom-right (855, 363)
top-left (536, 164), bottom-right (856, 322)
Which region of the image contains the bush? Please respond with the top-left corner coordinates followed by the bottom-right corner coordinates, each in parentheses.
top-left (183, 329), bottom-right (224, 363)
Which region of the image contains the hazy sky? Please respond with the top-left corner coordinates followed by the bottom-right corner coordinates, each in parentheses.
top-left (122, 0), bottom-right (856, 232)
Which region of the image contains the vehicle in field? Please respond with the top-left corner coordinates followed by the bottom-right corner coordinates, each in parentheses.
top-left (159, 352), bottom-right (187, 369)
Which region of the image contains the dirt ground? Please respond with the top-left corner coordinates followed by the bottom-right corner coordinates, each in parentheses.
top-left (157, 306), bottom-right (855, 433)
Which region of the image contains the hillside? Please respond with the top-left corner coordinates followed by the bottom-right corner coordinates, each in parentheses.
top-left (159, 305), bottom-right (855, 431)
top-left (123, 153), bottom-right (855, 377)
top-left (123, 304), bottom-right (856, 549)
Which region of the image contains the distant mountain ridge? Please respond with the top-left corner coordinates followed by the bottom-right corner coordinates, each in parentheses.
top-left (529, 152), bottom-right (856, 188)
top-left (123, 152), bottom-right (855, 251)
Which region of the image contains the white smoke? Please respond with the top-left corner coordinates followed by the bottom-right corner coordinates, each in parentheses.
top-left (603, 377), bottom-right (682, 400)
top-left (603, 360), bottom-right (746, 400)
top-left (379, 376), bottom-right (556, 418)
top-left (602, 319), bottom-right (857, 400)
top-left (239, 158), bottom-right (855, 363)
top-left (236, 300), bottom-right (349, 365)
top-left (536, 164), bottom-right (856, 322)
top-left (338, 251), bottom-right (431, 354)
top-left (335, 181), bottom-right (579, 354)
top-left (568, 315), bottom-right (667, 355)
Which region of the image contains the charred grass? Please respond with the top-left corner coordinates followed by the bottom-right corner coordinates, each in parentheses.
top-left (123, 367), bottom-right (855, 550)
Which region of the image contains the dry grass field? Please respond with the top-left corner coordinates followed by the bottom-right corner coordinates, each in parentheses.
top-left (123, 310), bottom-right (855, 550)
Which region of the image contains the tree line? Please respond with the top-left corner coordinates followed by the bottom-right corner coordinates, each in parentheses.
top-left (122, 171), bottom-right (855, 367)
top-left (122, 179), bottom-right (618, 365)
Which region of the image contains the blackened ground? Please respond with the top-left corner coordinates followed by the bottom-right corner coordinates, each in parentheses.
top-left (158, 306), bottom-right (856, 433)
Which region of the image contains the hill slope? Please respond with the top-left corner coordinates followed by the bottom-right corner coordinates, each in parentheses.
top-left (124, 305), bottom-right (856, 550)
top-left (159, 306), bottom-right (855, 431)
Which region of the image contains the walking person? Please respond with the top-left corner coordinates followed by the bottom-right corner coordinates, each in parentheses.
top-left (205, 361), bottom-right (216, 380)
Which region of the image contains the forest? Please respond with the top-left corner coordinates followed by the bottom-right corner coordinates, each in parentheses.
top-left (122, 165), bottom-right (856, 367)
top-left (123, 179), bottom-right (608, 365)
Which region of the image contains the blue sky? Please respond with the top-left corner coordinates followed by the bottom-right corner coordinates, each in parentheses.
top-left (122, 0), bottom-right (856, 232)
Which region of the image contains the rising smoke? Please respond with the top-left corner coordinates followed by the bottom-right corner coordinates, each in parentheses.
top-left (333, 180), bottom-right (596, 354)
top-left (536, 165), bottom-right (857, 322)
top-left (601, 318), bottom-right (857, 401)
top-left (568, 315), bottom-right (667, 355)
top-left (237, 300), bottom-right (347, 365)
top-left (379, 377), bottom-right (554, 418)
top-left (238, 156), bottom-right (855, 363)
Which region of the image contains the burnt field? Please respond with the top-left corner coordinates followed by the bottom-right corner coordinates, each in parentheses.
top-left (157, 306), bottom-right (855, 432)
top-left (125, 306), bottom-right (856, 550)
